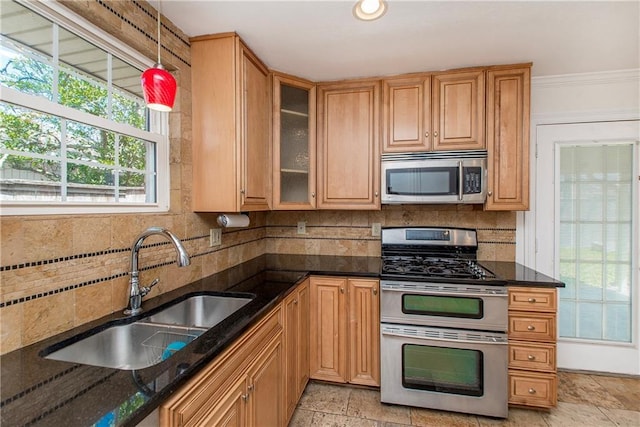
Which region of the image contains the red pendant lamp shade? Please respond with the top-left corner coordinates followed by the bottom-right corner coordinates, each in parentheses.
top-left (141, 2), bottom-right (176, 112)
top-left (141, 64), bottom-right (176, 112)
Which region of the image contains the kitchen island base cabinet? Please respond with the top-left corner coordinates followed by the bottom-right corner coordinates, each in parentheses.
top-left (309, 276), bottom-right (379, 387)
top-left (508, 286), bottom-right (558, 410)
top-left (159, 306), bottom-right (283, 427)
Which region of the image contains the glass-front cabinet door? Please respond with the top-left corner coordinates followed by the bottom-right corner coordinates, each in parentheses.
top-left (272, 74), bottom-right (316, 209)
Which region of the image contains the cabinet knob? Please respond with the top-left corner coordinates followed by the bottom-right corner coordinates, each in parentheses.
top-left (242, 394), bottom-right (248, 401)
top-left (528, 388), bottom-right (537, 395)
top-left (527, 354), bottom-right (536, 361)
top-left (425, 131), bottom-right (429, 138)
top-left (373, 288), bottom-right (378, 296)
top-left (312, 192), bottom-right (315, 198)
top-left (375, 191), bottom-right (379, 197)
top-left (240, 189), bottom-right (245, 194)
top-left (528, 298), bottom-right (537, 303)
top-left (248, 384), bottom-right (254, 392)
top-left (294, 299), bottom-right (298, 305)
top-left (527, 325), bottom-right (535, 331)
top-left (487, 190), bottom-right (493, 196)
top-left (340, 287), bottom-right (345, 294)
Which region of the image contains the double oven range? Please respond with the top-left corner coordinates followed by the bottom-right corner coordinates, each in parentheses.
top-left (380, 227), bottom-right (509, 418)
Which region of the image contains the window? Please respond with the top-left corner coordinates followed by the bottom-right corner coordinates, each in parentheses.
top-left (558, 142), bottom-right (635, 342)
top-left (0, 0), bottom-right (169, 214)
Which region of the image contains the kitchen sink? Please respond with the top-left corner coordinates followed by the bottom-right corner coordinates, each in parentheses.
top-left (42, 293), bottom-right (254, 370)
top-left (144, 294), bottom-right (253, 328)
top-left (43, 322), bottom-right (206, 370)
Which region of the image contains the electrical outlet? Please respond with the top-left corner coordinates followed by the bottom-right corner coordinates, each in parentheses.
top-left (210, 228), bottom-right (222, 246)
top-left (297, 221), bottom-right (306, 234)
top-left (371, 223), bottom-right (381, 237)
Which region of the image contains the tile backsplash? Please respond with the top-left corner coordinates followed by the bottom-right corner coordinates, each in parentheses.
top-left (0, 205), bottom-right (514, 355)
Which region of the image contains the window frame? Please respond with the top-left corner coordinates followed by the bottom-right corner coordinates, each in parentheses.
top-left (0, 0), bottom-right (170, 216)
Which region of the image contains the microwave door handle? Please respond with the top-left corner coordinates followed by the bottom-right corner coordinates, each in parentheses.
top-left (458, 161), bottom-right (464, 201)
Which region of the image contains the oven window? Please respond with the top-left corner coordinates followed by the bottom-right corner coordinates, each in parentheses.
top-left (402, 294), bottom-right (483, 319)
top-left (402, 344), bottom-right (483, 396)
top-left (386, 167), bottom-right (457, 196)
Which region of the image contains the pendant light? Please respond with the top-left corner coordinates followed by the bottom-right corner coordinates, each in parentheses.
top-left (141, 2), bottom-right (176, 112)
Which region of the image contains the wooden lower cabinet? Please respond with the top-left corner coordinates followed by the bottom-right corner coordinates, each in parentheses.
top-left (309, 276), bottom-right (380, 387)
top-left (284, 279), bottom-right (310, 423)
top-left (508, 287), bottom-right (558, 409)
top-left (159, 305), bottom-right (283, 426)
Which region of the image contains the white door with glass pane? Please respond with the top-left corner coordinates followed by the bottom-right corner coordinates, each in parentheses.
top-left (536, 120), bottom-right (639, 375)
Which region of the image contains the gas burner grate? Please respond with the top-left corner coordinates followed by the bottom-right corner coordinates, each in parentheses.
top-left (381, 255), bottom-right (494, 279)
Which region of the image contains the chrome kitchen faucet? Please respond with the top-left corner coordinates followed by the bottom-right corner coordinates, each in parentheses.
top-left (124, 227), bottom-right (190, 316)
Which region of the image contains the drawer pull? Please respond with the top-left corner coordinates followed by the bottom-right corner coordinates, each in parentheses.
top-left (527, 325), bottom-right (535, 331)
top-left (527, 355), bottom-right (536, 361)
top-left (528, 298), bottom-right (537, 303)
top-left (528, 388), bottom-right (536, 394)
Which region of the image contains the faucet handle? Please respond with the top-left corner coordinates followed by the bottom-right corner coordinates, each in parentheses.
top-left (140, 278), bottom-right (159, 297)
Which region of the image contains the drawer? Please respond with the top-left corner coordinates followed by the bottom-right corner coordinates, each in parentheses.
top-left (509, 370), bottom-right (557, 408)
top-left (509, 341), bottom-right (556, 372)
top-left (508, 312), bottom-right (556, 342)
top-left (509, 287), bottom-right (557, 312)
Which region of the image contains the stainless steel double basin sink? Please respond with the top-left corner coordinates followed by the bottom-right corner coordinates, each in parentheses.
top-left (41, 293), bottom-right (253, 370)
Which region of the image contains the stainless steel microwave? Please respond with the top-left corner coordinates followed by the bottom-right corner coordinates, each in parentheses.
top-left (381, 150), bottom-right (487, 204)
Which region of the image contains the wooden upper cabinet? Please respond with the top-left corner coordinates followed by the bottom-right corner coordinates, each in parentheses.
top-left (272, 73), bottom-right (317, 210)
top-left (191, 33), bottom-right (271, 212)
top-left (382, 70), bottom-right (484, 153)
top-left (382, 75), bottom-right (431, 153)
top-left (317, 80), bottom-right (381, 209)
top-left (485, 65), bottom-right (531, 211)
top-left (432, 70), bottom-right (485, 151)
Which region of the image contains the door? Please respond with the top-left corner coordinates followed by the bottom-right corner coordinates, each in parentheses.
top-left (348, 278), bottom-right (380, 386)
top-left (309, 276), bottom-right (347, 382)
top-left (317, 80), bottom-right (381, 209)
top-left (272, 74), bottom-right (316, 209)
top-left (247, 335), bottom-right (282, 427)
top-left (382, 75), bottom-right (431, 153)
top-left (536, 120), bottom-right (639, 374)
top-left (432, 70), bottom-right (485, 151)
top-left (240, 44), bottom-right (271, 211)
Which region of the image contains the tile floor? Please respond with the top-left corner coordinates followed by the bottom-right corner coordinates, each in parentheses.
top-left (289, 371), bottom-right (640, 426)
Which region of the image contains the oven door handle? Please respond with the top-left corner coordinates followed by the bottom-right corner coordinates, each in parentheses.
top-left (380, 286), bottom-right (507, 298)
top-left (381, 327), bottom-right (508, 345)
top-left (458, 160), bottom-right (464, 201)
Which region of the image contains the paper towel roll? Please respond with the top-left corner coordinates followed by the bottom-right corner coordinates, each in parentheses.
top-left (217, 213), bottom-right (250, 228)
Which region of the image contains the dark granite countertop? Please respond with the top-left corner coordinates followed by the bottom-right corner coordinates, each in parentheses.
top-left (478, 261), bottom-right (565, 288)
top-left (0, 254), bottom-right (560, 427)
top-left (0, 254), bottom-right (380, 427)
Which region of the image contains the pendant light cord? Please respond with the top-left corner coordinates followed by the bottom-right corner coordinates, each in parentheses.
top-left (156, 1), bottom-right (162, 65)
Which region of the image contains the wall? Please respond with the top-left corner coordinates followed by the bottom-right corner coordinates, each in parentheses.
top-left (267, 205), bottom-right (515, 261)
top-left (0, 1), bottom-right (517, 356)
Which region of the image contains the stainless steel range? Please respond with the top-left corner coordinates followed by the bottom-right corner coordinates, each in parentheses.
top-left (380, 227), bottom-right (509, 418)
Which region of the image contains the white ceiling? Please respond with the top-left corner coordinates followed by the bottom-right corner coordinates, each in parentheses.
top-left (156, 0), bottom-right (639, 81)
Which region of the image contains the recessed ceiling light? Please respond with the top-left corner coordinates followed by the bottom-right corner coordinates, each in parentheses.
top-left (353, 0), bottom-right (387, 21)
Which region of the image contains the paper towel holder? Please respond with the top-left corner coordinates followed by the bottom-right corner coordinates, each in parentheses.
top-left (217, 213), bottom-right (250, 228)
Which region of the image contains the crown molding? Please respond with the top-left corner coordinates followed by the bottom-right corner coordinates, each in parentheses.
top-left (532, 69), bottom-right (640, 88)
